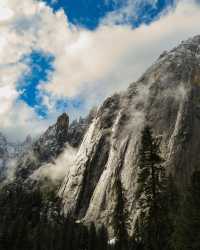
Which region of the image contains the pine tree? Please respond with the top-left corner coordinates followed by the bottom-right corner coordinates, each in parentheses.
top-left (136, 125), bottom-right (167, 250)
top-left (113, 139), bottom-right (130, 250)
top-left (164, 174), bottom-right (180, 250)
top-left (97, 225), bottom-right (108, 250)
top-left (172, 171), bottom-right (200, 250)
top-left (88, 223), bottom-right (97, 250)
top-left (113, 174), bottom-right (129, 250)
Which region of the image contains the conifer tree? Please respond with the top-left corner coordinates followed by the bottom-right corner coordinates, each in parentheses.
top-left (113, 139), bottom-right (130, 250)
top-left (97, 225), bottom-right (108, 250)
top-left (137, 125), bottom-right (167, 250)
top-left (172, 171), bottom-right (200, 250)
top-left (88, 223), bottom-right (97, 250)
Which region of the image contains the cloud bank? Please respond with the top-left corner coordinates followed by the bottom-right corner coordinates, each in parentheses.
top-left (0, 0), bottom-right (200, 141)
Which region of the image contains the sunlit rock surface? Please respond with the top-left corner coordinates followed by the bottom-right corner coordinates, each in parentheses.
top-left (59, 35), bottom-right (200, 236)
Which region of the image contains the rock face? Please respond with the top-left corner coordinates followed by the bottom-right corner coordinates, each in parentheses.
top-left (14, 111), bottom-right (94, 182)
top-left (0, 133), bottom-right (9, 178)
top-left (59, 35), bottom-right (200, 236)
top-left (67, 107), bottom-right (97, 147)
top-left (15, 113), bottom-right (70, 181)
top-left (0, 133), bottom-right (32, 181)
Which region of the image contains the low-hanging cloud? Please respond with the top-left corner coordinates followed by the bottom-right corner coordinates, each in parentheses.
top-left (31, 144), bottom-right (77, 184)
top-left (0, 0), bottom-right (200, 141)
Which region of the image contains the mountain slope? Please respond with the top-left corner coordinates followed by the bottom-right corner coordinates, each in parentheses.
top-left (0, 133), bottom-right (32, 181)
top-left (59, 35), bottom-right (200, 236)
top-left (0, 133), bottom-right (8, 179)
top-left (14, 109), bottom-right (96, 185)
top-left (15, 113), bottom-right (69, 182)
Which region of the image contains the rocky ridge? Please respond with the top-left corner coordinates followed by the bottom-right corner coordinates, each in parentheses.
top-left (58, 35), bottom-right (200, 236)
top-left (14, 110), bottom-right (96, 183)
top-left (2, 35), bottom-right (200, 239)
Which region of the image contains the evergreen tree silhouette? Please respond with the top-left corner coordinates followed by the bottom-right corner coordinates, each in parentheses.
top-left (172, 171), bottom-right (200, 250)
top-left (137, 125), bottom-right (168, 250)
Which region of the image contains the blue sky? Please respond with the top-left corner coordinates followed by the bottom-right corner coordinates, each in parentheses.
top-left (43, 0), bottom-right (122, 29)
top-left (17, 0), bottom-right (175, 118)
top-left (43, 0), bottom-right (175, 29)
top-left (18, 51), bottom-right (55, 117)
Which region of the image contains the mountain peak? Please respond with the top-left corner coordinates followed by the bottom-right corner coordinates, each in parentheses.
top-left (183, 34), bottom-right (200, 45)
top-left (59, 35), bottom-right (200, 236)
top-left (56, 113), bottom-right (69, 128)
top-left (24, 135), bottom-right (32, 145)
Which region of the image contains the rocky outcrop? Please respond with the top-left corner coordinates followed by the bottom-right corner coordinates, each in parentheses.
top-left (59, 35), bottom-right (200, 236)
top-left (0, 133), bottom-right (32, 181)
top-left (15, 113), bottom-right (69, 180)
top-left (14, 111), bottom-right (94, 182)
top-left (0, 133), bottom-right (9, 179)
top-left (67, 107), bottom-right (97, 147)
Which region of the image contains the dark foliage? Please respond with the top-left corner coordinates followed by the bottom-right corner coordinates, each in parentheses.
top-left (1, 126), bottom-right (199, 250)
top-left (113, 175), bottom-right (129, 250)
top-left (171, 171), bottom-right (200, 250)
top-left (136, 126), bottom-right (174, 250)
top-left (0, 184), bottom-right (110, 250)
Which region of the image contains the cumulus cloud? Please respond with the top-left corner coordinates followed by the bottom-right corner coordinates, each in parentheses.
top-left (0, 0), bottom-right (200, 141)
top-left (0, 100), bottom-right (51, 141)
top-left (48, 0), bottom-right (200, 99)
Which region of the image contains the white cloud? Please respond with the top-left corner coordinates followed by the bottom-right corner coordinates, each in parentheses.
top-left (102, 0), bottom-right (160, 25)
top-left (0, 0), bottom-right (200, 141)
top-left (31, 144), bottom-right (77, 183)
top-left (40, 0), bottom-right (200, 99)
top-left (0, 85), bottom-right (18, 114)
top-left (0, 100), bottom-right (51, 142)
top-left (0, 0), bottom-right (14, 21)
top-left (0, 7), bottom-right (13, 21)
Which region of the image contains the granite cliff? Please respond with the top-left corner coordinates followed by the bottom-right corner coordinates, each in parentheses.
top-left (59, 35), bottom-right (200, 236)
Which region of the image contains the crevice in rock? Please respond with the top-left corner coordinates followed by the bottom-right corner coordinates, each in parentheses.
top-left (74, 134), bottom-right (111, 218)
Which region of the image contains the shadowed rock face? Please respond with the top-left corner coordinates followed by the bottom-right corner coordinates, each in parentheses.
top-left (67, 108), bottom-right (97, 147)
top-left (0, 134), bottom-right (32, 182)
top-left (15, 113), bottom-right (70, 181)
top-left (0, 134), bottom-right (8, 179)
top-left (59, 35), bottom-right (200, 236)
top-left (14, 111), bottom-right (94, 183)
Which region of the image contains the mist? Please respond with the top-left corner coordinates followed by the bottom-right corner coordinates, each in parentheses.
top-left (31, 143), bottom-right (78, 184)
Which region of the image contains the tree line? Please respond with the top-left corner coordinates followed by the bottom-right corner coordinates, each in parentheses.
top-left (114, 126), bottom-right (200, 250)
top-left (0, 183), bottom-right (111, 250)
top-left (0, 126), bottom-right (200, 250)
